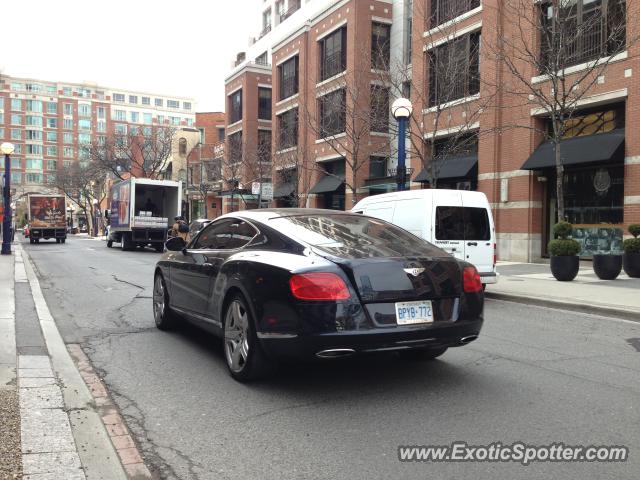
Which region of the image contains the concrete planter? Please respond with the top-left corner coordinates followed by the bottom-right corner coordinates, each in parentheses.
top-left (550, 255), bottom-right (579, 281)
top-left (593, 254), bottom-right (622, 280)
top-left (622, 252), bottom-right (640, 278)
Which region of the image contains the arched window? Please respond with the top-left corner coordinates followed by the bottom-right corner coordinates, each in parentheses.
top-left (179, 137), bottom-right (187, 155)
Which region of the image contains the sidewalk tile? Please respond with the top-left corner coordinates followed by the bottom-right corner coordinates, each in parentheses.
top-left (20, 386), bottom-right (64, 410)
top-left (24, 472), bottom-right (86, 480)
top-left (19, 356), bottom-right (51, 370)
top-left (23, 451), bottom-right (82, 474)
top-left (20, 377), bottom-right (56, 388)
top-left (21, 408), bottom-right (76, 454)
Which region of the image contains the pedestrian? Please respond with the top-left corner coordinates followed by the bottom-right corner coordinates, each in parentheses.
top-left (170, 216), bottom-right (189, 242)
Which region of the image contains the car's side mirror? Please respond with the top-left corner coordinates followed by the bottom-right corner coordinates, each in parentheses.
top-left (165, 236), bottom-right (186, 252)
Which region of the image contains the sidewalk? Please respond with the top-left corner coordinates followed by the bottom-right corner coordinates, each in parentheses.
top-left (0, 243), bottom-right (150, 479)
top-left (486, 260), bottom-right (640, 320)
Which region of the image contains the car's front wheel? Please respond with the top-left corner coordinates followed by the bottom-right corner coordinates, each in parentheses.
top-left (223, 295), bottom-right (274, 382)
top-left (398, 347), bottom-right (448, 361)
top-left (153, 273), bottom-right (177, 330)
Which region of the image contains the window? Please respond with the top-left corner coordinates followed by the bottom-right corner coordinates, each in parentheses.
top-left (157, 115), bottom-right (165, 124)
top-left (26, 130), bottom-right (43, 141)
top-left (169, 116), bottom-right (180, 126)
top-left (10, 83), bottom-right (23, 91)
top-left (193, 219), bottom-right (255, 250)
top-left (371, 22), bottom-right (391, 70)
top-left (319, 89), bottom-right (346, 138)
top-left (369, 156), bottom-right (388, 178)
top-left (228, 131), bottom-right (243, 163)
top-left (62, 87), bottom-right (72, 96)
top-left (130, 111), bottom-right (139, 123)
top-left (96, 121), bottom-right (106, 133)
top-left (405, 0), bottom-right (413, 64)
top-left (258, 88), bottom-right (272, 120)
top-left (12, 157), bottom-right (21, 168)
top-left (370, 85), bottom-right (390, 132)
top-left (435, 206), bottom-right (490, 240)
top-left (11, 129), bottom-right (21, 140)
top-left (46, 147), bottom-right (58, 158)
top-left (278, 56), bottom-right (299, 100)
top-left (26, 100), bottom-right (43, 113)
top-left (96, 107), bottom-right (106, 119)
top-left (11, 173), bottom-right (22, 184)
top-left (258, 129), bottom-right (272, 162)
top-left (183, 102), bottom-right (192, 110)
top-left (11, 115), bottom-right (22, 125)
top-left (113, 93), bottom-right (125, 102)
top-left (541, 0), bottom-right (626, 69)
top-left (46, 160), bottom-right (57, 170)
top-left (79, 119), bottom-right (91, 130)
top-left (26, 145), bottom-right (43, 155)
top-left (129, 95), bottom-right (138, 104)
top-left (77, 87), bottom-right (91, 98)
top-left (142, 96), bottom-right (150, 105)
top-left (218, 128), bottom-right (225, 142)
top-left (46, 85), bottom-right (57, 95)
top-left (115, 124), bottom-right (127, 135)
top-left (26, 116), bottom-right (43, 127)
top-left (47, 102), bottom-right (57, 114)
top-left (143, 113), bottom-right (152, 124)
top-left (430, 0), bottom-right (480, 27)
top-left (428, 31), bottom-right (480, 106)
top-left (63, 160), bottom-right (72, 168)
top-left (78, 133), bottom-right (91, 144)
top-left (63, 119), bottom-right (73, 130)
top-left (26, 83), bottom-right (42, 93)
top-left (113, 109), bottom-right (126, 121)
top-left (320, 27), bottom-right (347, 81)
top-left (11, 99), bottom-right (22, 111)
top-left (229, 90), bottom-right (243, 124)
top-left (26, 158), bottom-right (43, 170)
top-left (179, 138), bottom-right (187, 155)
top-left (560, 106), bottom-right (623, 139)
top-left (12, 144), bottom-right (22, 154)
top-left (78, 104), bottom-right (91, 117)
top-left (167, 100), bottom-right (180, 109)
top-left (64, 147), bottom-right (74, 158)
top-left (63, 103), bottom-right (74, 115)
top-left (25, 173), bottom-right (44, 184)
top-left (46, 131), bottom-right (58, 142)
top-left (155, 98), bottom-right (163, 107)
top-left (64, 133), bottom-right (73, 144)
top-left (0, 128), bottom-right (3, 139)
top-left (277, 108), bottom-right (298, 149)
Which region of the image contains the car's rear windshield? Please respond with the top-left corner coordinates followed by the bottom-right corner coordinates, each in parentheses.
top-left (270, 214), bottom-right (445, 259)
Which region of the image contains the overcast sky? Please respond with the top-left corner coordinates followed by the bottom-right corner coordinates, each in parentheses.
top-left (1, 0), bottom-right (263, 112)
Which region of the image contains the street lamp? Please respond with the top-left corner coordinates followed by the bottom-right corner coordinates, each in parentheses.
top-left (1, 142), bottom-right (15, 255)
top-left (391, 98), bottom-right (413, 192)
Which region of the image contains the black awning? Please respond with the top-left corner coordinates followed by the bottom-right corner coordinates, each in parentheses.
top-left (521, 129), bottom-right (625, 170)
top-left (309, 175), bottom-right (344, 194)
top-left (415, 155), bottom-right (478, 182)
top-left (273, 182), bottom-right (295, 198)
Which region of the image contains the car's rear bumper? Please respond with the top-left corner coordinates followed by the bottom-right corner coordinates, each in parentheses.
top-left (257, 318), bottom-right (483, 359)
top-left (481, 271), bottom-right (499, 284)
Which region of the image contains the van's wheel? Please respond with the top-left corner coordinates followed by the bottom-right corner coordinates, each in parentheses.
top-left (398, 347), bottom-right (448, 361)
top-left (154, 244), bottom-right (164, 253)
top-left (121, 233), bottom-right (133, 251)
top-left (35, 239), bottom-right (40, 244)
top-left (29, 238), bottom-right (34, 244)
top-left (153, 273), bottom-right (178, 330)
top-left (107, 240), bottom-right (113, 248)
top-left (223, 294), bottom-right (275, 382)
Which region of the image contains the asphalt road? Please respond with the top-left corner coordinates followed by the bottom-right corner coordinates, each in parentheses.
top-left (23, 235), bottom-right (640, 480)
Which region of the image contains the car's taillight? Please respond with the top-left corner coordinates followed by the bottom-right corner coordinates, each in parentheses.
top-left (289, 273), bottom-right (351, 301)
top-left (463, 266), bottom-right (483, 293)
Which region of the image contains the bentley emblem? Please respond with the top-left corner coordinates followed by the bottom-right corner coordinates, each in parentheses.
top-left (404, 268), bottom-right (425, 277)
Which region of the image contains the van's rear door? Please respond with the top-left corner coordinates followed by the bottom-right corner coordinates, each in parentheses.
top-left (460, 199), bottom-right (493, 274)
top-left (432, 191), bottom-right (465, 261)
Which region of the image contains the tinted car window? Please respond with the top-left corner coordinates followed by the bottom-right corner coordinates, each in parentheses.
top-left (270, 214), bottom-right (445, 259)
top-left (435, 207), bottom-right (490, 241)
top-left (192, 220), bottom-right (235, 249)
top-left (225, 221), bottom-right (257, 249)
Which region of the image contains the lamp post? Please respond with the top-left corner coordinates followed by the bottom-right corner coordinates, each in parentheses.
top-left (1, 142), bottom-right (16, 255)
top-left (92, 199), bottom-right (99, 237)
top-left (391, 98), bottom-right (413, 191)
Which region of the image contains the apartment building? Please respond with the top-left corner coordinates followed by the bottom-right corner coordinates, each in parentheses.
top-left (0, 75), bottom-right (196, 198)
top-left (223, 0), bottom-right (638, 261)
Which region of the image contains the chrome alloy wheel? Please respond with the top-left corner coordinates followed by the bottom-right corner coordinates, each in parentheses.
top-left (224, 300), bottom-right (250, 373)
top-left (153, 275), bottom-right (165, 324)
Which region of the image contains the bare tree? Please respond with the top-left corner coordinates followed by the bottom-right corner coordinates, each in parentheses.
top-left (86, 125), bottom-right (177, 180)
top-left (485, 0), bottom-right (632, 220)
top-left (187, 142), bottom-right (224, 218)
top-left (245, 129), bottom-right (273, 207)
top-left (221, 131), bottom-right (248, 212)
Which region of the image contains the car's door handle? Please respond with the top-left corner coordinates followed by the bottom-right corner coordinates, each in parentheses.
top-left (467, 242), bottom-right (478, 246)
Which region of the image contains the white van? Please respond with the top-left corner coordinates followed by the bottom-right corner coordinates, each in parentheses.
top-left (351, 189), bottom-right (498, 285)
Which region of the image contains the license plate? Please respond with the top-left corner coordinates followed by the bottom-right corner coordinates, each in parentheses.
top-left (395, 300), bottom-right (434, 325)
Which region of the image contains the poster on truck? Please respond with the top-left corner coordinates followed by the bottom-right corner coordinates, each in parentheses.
top-left (29, 197), bottom-right (66, 228)
top-left (110, 181), bottom-right (131, 228)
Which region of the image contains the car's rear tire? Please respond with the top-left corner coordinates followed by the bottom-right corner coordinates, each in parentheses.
top-left (223, 294), bottom-right (274, 382)
top-left (153, 273), bottom-right (177, 330)
top-left (398, 347), bottom-right (448, 361)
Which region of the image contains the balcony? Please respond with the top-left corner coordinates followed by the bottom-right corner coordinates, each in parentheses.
top-left (279, 0), bottom-right (300, 22)
top-left (259, 24), bottom-right (271, 40)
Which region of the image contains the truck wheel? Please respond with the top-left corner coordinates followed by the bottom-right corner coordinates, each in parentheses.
top-left (30, 238), bottom-right (34, 245)
top-left (107, 240), bottom-right (113, 248)
top-left (121, 233), bottom-right (133, 251)
top-left (155, 244), bottom-right (164, 253)
top-left (61, 238), bottom-right (66, 244)
top-left (56, 238), bottom-right (60, 244)
top-left (35, 239), bottom-right (40, 244)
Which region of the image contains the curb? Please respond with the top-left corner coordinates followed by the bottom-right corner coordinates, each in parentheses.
top-left (485, 291), bottom-right (640, 322)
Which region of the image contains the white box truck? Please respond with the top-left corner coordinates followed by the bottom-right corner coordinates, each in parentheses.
top-left (107, 178), bottom-right (182, 251)
top-left (27, 194), bottom-right (67, 244)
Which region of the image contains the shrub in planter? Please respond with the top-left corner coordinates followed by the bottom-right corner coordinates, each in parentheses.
top-left (548, 221), bottom-right (581, 281)
top-left (623, 224), bottom-right (640, 278)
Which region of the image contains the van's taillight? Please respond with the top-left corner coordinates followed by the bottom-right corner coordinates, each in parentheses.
top-left (289, 273), bottom-right (351, 301)
top-left (463, 266), bottom-right (483, 293)
top-left (493, 243), bottom-right (497, 266)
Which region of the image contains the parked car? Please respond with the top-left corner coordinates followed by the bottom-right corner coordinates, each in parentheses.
top-left (188, 218), bottom-right (212, 238)
top-left (154, 209), bottom-right (484, 381)
top-left (352, 189), bottom-right (498, 287)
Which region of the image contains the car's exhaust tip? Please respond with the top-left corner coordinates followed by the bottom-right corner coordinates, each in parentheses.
top-left (459, 335), bottom-right (478, 345)
top-left (315, 348), bottom-right (356, 359)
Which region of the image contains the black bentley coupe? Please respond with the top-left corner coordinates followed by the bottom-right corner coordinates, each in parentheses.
top-left (153, 209), bottom-right (484, 381)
